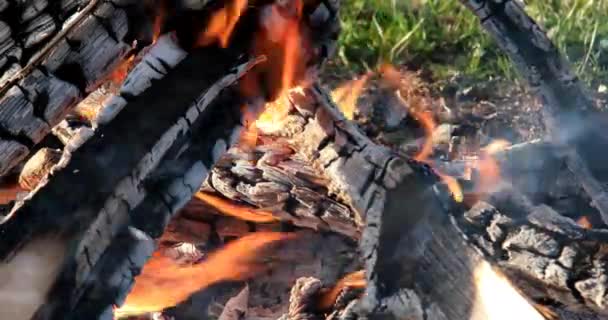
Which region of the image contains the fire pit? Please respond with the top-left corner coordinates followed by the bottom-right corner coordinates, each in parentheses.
top-left (0, 1), bottom-right (607, 320)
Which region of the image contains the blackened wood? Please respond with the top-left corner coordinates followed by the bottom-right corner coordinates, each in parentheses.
top-left (0, 39), bottom-right (258, 320)
top-left (459, 0), bottom-right (608, 225)
top-left (357, 178), bottom-right (608, 319)
top-left (0, 0), bottom-right (134, 177)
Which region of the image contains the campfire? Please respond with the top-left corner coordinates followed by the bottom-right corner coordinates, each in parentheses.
top-left (0, 1), bottom-right (607, 320)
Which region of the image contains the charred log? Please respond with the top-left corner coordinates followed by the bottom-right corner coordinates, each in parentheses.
top-left (459, 0), bottom-right (608, 225)
top-left (0, 35), bottom-right (260, 319)
top-left (225, 84), bottom-right (608, 319)
top-left (0, 0), bottom-right (342, 318)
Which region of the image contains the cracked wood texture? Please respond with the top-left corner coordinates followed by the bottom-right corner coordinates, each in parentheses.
top-left (202, 84), bottom-right (413, 240)
top-left (0, 0), bottom-right (138, 177)
top-left (459, 0), bottom-right (608, 225)
top-left (0, 35), bottom-right (259, 319)
top-left (234, 85), bottom-right (608, 319)
top-left (0, 1), bottom-right (343, 317)
top-left (358, 181), bottom-right (608, 320)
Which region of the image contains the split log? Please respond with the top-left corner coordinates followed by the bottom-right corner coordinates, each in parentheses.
top-left (459, 0), bottom-right (608, 225)
top-left (0, 33), bottom-right (261, 319)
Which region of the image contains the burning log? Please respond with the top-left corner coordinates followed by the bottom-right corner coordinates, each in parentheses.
top-left (199, 83), bottom-right (608, 319)
top-left (357, 180), bottom-right (608, 320)
top-left (459, 0), bottom-right (608, 225)
top-left (0, 1), bottom-right (342, 319)
top-left (201, 83), bottom-right (418, 239)
top-left (0, 34), bottom-right (261, 319)
top-left (3, 1), bottom-right (607, 320)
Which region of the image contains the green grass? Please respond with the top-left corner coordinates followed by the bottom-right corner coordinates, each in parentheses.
top-left (334, 0), bottom-right (608, 85)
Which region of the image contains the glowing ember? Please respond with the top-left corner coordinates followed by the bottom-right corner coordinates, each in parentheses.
top-left (197, 0), bottom-right (248, 48)
top-left (331, 73), bottom-right (370, 120)
top-left (576, 216), bottom-right (593, 229)
top-left (255, 93), bottom-right (293, 132)
top-left (472, 262), bottom-right (545, 320)
top-left (0, 181), bottom-right (24, 204)
top-left (108, 54), bottom-right (135, 85)
top-left (195, 192), bottom-right (278, 223)
top-left (115, 232), bottom-right (296, 317)
top-left (317, 270), bottom-right (366, 311)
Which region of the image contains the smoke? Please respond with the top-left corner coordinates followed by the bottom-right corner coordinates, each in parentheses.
top-left (0, 235), bottom-right (67, 320)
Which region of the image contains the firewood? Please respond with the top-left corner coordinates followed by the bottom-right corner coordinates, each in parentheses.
top-left (0, 36), bottom-right (261, 319)
top-left (356, 178), bottom-right (608, 320)
top-left (223, 84), bottom-right (607, 319)
top-left (0, 0), bottom-right (136, 177)
top-left (0, 1), bottom-right (342, 316)
top-left (200, 83), bottom-right (408, 239)
top-left (459, 0), bottom-right (608, 225)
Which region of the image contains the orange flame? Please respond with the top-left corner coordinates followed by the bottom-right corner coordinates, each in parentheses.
top-left (474, 139), bottom-right (511, 191)
top-left (317, 270), bottom-right (366, 311)
top-left (197, 0), bottom-right (248, 48)
top-left (439, 173), bottom-right (464, 203)
top-left (280, 15), bottom-right (301, 96)
top-left (411, 110), bottom-right (436, 162)
top-left (115, 232), bottom-right (296, 317)
top-left (483, 140), bottom-right (511, 155)
top-left (576, 216), bottom-right (593, 229)
top-left (238, 103), bottom-right (261, 149)
top-left (108, 55), bottom-right (135, 85)
top-left (255, 93), bottom-right (294, 133)
top-left (331, 73), bottom-right (370, 120)
top-left (152, 0), bottom-right (167, 43)
top-left (379, 63), bottom-right (402, 89)
top-left (195, 192), bottom-right (278, 223)
top-left (383, 64), bottom-right (463, 203)
top-left (251, 0), bottom-right (307, 132)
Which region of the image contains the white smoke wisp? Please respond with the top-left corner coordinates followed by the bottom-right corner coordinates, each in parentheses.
top-left (0, 235), bottom-right (67, 320)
